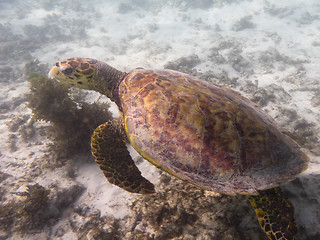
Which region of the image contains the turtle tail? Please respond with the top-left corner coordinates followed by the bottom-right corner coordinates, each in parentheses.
top-left (247, 187), bottom-right (297, 240)
top-left (91, 118), bottom-right (155, 195)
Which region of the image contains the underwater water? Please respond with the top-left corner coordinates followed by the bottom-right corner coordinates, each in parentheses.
top-left (0, 0), bottom-right (319, 239)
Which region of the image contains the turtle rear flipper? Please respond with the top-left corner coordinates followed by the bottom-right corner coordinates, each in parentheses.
top-left (248, 187), bottom-right (297, 240)
top-left (91, 118), bottom-right (155, 194)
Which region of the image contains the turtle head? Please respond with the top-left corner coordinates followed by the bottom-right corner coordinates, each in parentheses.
top-left (49, 57), bottom-right (126, 106)
top-left (49, 57), bottom-right (98, 89)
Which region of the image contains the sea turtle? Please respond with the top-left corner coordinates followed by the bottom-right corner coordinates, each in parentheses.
top-left (49, 57), bottom-right (309, 240)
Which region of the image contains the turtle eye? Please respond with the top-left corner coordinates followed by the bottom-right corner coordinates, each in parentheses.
top-left (61, 66), bottom-right (74, 76)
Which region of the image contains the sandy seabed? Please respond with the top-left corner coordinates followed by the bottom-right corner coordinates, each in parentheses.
top-left (0, 0), bottom-right (319, 239)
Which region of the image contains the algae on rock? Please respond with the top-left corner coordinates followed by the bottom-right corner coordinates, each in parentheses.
top-left (0, 184), bottom-right (51, 235)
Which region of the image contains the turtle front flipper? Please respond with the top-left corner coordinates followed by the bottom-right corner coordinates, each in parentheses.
top-left (247, 187), bottom-right (297, 240)
top-left (91, 118), bottom-right (155, 194)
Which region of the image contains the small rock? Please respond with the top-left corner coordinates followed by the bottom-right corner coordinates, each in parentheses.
top-left (54, 226), bottom-right (66, 237)
top-left (251, 84), bottom-right (291, 107)
top-left (311, 93), bottom-right (320, 107)
top-left (7, 133), bottom-right (18, 152)
top-left (164, 54), bottom-right (201, 74)
top-left (232, 16), bottom-right (256, 31)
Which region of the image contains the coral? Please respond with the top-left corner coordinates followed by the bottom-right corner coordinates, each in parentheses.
top-left (124, 169), bottom-right (265, 240)
top-left (23, 58), bottom-right (49, 79)
top-left (0, 182), bottom-right (86, 237)
top-left (200, 71), bottom-right (238, 88)
top-left (7, 133), bottom-right (18, 152)
top-left (0, 65), bottom-right (15, 83)
top-left (232, 16), bottom-right (256, 31)
top-left (67, 205), bottom-right (121, 240)
top-left (6, 115), bottom-right (29, 132)
top-left (0, 184), bottom-right (51, 235)
top-left (251, 84), bottom-right (291, 107)
top-left (15, 184), bottom-right (51, 230)
top-left (311, 92), bottom-right (320, 107)
top-left (27, 75), bottom-right (113, 158)
top-left (164, 54), bottom-right (201, 75)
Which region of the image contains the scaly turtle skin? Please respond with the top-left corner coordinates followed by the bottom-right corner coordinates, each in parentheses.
top-left (49, 57), bottom-right (309, 240)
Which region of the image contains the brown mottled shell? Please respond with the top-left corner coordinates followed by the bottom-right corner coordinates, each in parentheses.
top-left (119, 69), bottom-right (308, 195)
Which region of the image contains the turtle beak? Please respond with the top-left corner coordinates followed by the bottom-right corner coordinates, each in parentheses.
top-left (48, 65), bottom-right (60, 79)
